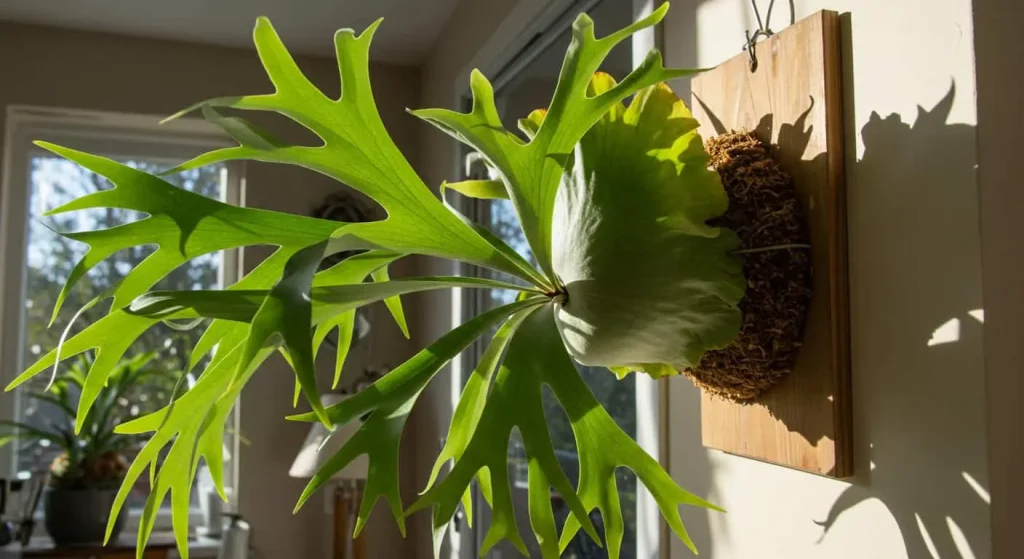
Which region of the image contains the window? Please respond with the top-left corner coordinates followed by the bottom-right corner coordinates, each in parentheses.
top-left (0, 107), bottom-right (242, 521)
top-left (453, 1), bottom-right (660, 557)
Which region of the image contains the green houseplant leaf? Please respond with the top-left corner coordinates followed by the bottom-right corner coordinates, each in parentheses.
top-left (290, 297), bottom-right (547, 536)
top-left (163, 17), bottom-right (550, 292)
top-left (551, 74), bottom-right (745, 371)
top-left (409, 306), bottom-right (718, 558)
top-left (114, 277), bottom-right (534, 556)
top-left (31, 143), bottom-right (342, 323)
top-left (11, 3), bottom-right (747, 557)
top-left (412, 3), bottom-right (699, 280)
top-left (311, 251), bottom-right (405, 387)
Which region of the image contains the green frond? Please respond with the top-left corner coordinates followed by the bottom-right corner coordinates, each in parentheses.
top-left (33, 143), bottom-right (340, 322)
top-left (14, 4), bottom-right (731, 557)
top-left (291, 297), bottom-right (547, 540)
top-left (163, 18), bottom-right (549, 290)
top-left (411, 4), bottom-right (696, 279)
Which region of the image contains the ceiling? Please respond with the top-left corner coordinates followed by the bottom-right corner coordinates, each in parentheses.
top-left (0, 0), bottom-right (460, 64)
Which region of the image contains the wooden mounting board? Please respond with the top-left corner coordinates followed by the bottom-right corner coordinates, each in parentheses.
top-left (690, 10), bottom-right (851, 477)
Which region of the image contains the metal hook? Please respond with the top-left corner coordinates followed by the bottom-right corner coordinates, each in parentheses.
top-left (744, 0), bottom-right (777, 72)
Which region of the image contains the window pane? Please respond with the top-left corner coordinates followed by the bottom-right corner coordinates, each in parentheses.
top-left (19, 154), bottom-right (227, 509)
top-left (488, 198), bottom-right (533, 306)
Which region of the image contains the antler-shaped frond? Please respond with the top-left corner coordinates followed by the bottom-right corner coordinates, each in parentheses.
top-left (411, 4), bottom-right (699, 279)
top-left (126, 262), bottom-right (535, 425)
top-left (164, 18), bottom-right (548, 290)
top-left (408, 306), bottom-right (718, 558)
top-left (408, 305), bottom-right (598, 558)
top-left (107, 261), bottom-right (533, 557)
top-left (287, 297), bottom-right (547, 538)
top-left (32, 144), bottom-right (342, 322)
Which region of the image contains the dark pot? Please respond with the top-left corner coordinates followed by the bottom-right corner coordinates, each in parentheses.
top-left (44, 487), bottom-right (126, 546)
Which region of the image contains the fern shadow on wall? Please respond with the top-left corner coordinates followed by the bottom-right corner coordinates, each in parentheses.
top-left (694, 80), bottom-right (987, 558)
top-left (815, 83), bottom-right (990, 559)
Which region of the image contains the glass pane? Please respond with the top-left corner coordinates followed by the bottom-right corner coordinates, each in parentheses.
top-left (18, 154), bottom-right (227, 510)
top-left (473, 1), bottom-right (639, 555)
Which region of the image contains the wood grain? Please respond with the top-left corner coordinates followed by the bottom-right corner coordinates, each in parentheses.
top-left (690, 10), bottom-right (851, 477)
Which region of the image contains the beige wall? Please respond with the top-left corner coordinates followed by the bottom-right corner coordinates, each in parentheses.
top-left (663, 1), bottom-right (989, 558)
top-left (0, 22), bottom-right (420, 559)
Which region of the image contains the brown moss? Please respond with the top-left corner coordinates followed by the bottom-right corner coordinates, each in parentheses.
top-left (683, 131), bottom-right (812, 401)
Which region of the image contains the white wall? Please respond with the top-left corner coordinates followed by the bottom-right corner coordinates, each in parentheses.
top-left (662, 1), bottom-right (989, 558)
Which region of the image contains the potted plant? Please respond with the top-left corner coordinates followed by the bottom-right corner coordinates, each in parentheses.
top-left (2, 352), bottom-right (175, 545)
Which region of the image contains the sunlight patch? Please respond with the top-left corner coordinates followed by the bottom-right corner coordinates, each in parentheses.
top-left (916, 513), bottom-right (940, 559)
top-left (927, 318), bottom-right (960, 346)
top-left (962, 471), bottom-right (990, 504)
top-left (946, 516), bottom-right (977, 559)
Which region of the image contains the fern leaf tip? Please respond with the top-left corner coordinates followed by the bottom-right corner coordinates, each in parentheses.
top-left (363, 17), bottom-right (384, 38)
top-left (161, 102), bottom-right (204, 125)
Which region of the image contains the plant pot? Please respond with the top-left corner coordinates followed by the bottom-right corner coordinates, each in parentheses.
top-left (44, 487), bottom-right (126, 546)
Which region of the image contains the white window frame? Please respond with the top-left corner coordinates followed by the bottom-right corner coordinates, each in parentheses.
top-left (0, 105), bottom-right (243, 532)
top-left (448, 1), bottom-right (665, 557)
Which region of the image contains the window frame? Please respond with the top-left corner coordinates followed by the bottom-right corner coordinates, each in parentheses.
top-left (0, 105), bottom-right (243, 531)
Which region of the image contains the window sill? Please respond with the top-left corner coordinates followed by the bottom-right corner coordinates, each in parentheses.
top-left (0, 534), bottom-right (220, 558)
top-left (29, 508), bottom-right (204, 538)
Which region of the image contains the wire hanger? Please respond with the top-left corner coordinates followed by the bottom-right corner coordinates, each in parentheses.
top-left (744, 0), bottom-right (777, 72)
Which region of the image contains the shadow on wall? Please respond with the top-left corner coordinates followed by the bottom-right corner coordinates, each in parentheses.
top-left (668, 8), bottom-right (987, 559)
top-left (690, 82), bottom-right (988, 559)
top-left (689, 64), bottom-right (985, 559)
top-left (815, 82), bottom-right (990, 559)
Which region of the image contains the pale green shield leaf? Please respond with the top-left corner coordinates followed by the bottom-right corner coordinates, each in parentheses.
top-left (552, 77), bottom-right (745, 371)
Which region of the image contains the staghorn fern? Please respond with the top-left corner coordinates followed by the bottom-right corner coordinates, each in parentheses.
top-left (10, 3), bottom-right (745, 558)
